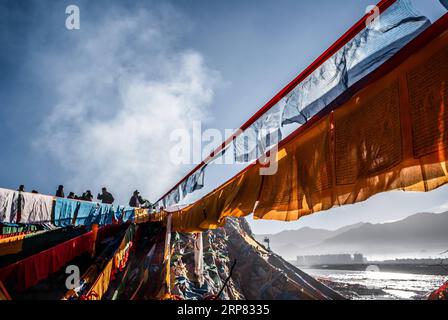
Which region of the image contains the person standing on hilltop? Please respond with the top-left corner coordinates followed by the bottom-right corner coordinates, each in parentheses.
top-left (129, 190), bottom-right (146, 208)
top-left (97, 187), bottom-right (114, 204)
top-left (83, 190), bottom-right (93, 202)
top-left (55, 185), bottom-right (64, 198)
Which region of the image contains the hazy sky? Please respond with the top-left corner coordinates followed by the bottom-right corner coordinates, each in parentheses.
top-left (0, 0), bottom-right (447, 234)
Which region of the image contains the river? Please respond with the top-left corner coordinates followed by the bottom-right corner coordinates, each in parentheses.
top-left (302, 267), bottom-right (447, 300)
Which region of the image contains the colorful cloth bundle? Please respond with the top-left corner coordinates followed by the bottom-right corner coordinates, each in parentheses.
top-left (0, 234), bottom-right (26, 256)
top-left (0, 228), bottom-right (86, 267)
top-left (0, 189), bottom-right (137, 229)
top-left (255, 21), bottom-right (448, 222)
top-left (0, 190), bottom-right (54, 224)
top-left (104, 223), bottom-right (165, 300)
top-left (53, 198), bottom-right (116, 227)
top-left (1, 223), bottom-right (42, 236)
top-left (0, 230), bottom-right (95, 292)
top-left (83, 224), bottom-right (135, 300)
top-left (63, 226), bottom-right (126, 300)
top-left (63, 224), bottom-right (135, 300)
top-left (113, 205), bottom-right (135, 224)
top-left (134, 208), bottom-right (150, 224)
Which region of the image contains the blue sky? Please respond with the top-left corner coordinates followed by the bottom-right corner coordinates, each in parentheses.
top-left (0, 0), bottom-right (447, 234)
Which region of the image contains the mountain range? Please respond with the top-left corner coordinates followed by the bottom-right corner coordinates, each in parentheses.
top-left (255, 211), bottom-right (448, 261)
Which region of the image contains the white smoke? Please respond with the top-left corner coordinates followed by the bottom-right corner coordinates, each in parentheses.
top-left (35, 5), bottom-right (219, 203)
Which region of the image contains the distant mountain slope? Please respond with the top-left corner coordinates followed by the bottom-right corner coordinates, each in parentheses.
top-left (331, 222), bottom-right (366, 236)
top-left (310, 212), bottom-right (448, 257)
top-left (255, 227), bottom-right (333, 248)
top-left (255, 223), bottom-right (367, 259)
top-left (256, 212), bottom-right (448, 260)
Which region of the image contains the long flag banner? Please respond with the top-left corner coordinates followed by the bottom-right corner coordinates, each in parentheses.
top-left (165, 11), bottom-right (448, 232)
top-left (155, 0), bottom-right (435, 209)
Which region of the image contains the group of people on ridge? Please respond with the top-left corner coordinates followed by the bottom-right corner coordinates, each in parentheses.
top-left (18, 184), bottom-right (152, 209)
top-left (55, 185), bottom-right (115, 204)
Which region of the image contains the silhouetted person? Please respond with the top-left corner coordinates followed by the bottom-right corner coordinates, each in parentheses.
top-left (129, 190), bottom-right (144, 208)
top-left (67, 192), bottom-right (75, 199)
top-left (55, 185), bottom-right (64, 198)
top-left (97, 187), bottom-right (114, 204)
top-left (31, 190), bottom-right (39, 194)
top-left (83, 190), bottom-right (93, 202)
top-left (18, 185), bottom-right (25, 192)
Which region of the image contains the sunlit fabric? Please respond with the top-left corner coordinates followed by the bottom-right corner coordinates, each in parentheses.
top-left (171, 165), bottom-right (262, 232)
top-left (166, 21), bottom-right (448, 227)
top-left (1, 191), bottom-right (53, 225)
top-left (53, 198), bottom-right (79, 227)
top-left (84, 224), bottom-right (135, 300)
top-left (256, 118), bottom-right (333, 220)
top-left (157, 0), bottom-right (430, 208)
top-left (234, 103), bottom-right (283, 163)
top-left (0, 188), bottom-right (18, 223)
top-left (281, 0), bottom-right (430, 125)
top-left (149, 210), bottom-right (165, 223)
top-left (72, 201), bottom-right (97, 227)
top-left (255, 27), bottom-right (448, 221)
top-left (18, 193), bottom-right (54, 224)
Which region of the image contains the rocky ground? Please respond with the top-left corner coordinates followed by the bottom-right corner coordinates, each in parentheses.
top-left (170, 217), bottom-right (344, 300)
